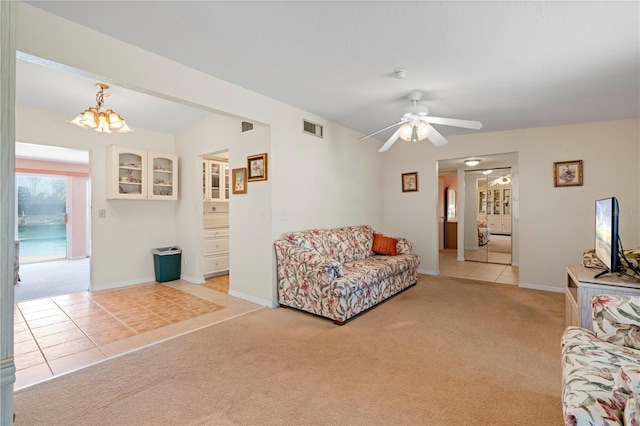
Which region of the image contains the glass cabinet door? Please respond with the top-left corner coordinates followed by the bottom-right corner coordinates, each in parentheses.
top-left (486, 190), bottom-right (493, 215)
top-left (502, 188), bottom-right (511, 215)
top-left (147, 151), bottom-right (178, 200)
top-left (117, 151), bottom-right (145, 197)
top-left (223, 162), bottom-right (229, 199)
top-left (202, 160), bottom-right (208, 201)
top-left (209, 161), bottom-right (221, 200)
top-left (492, 190), bottom-right (501, 215)
top-left (478, 190), bottom-right (486, 214)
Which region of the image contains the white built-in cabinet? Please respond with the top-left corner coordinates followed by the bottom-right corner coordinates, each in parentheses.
top-left (478, 185), bottom-right (511, 235)
top-left (202, 159), bottom-right (229, 202)
top-left (107, 145), bottom-right (178, 200)
top-left (204, 227), bottom-right (229, 276)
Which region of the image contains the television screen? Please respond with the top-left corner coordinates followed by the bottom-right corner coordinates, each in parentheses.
top-left (595, 197), bottom-right (619, 274)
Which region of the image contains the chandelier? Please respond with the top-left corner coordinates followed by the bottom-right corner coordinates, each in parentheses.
top-left (69, 83), bottom-right (133, 133)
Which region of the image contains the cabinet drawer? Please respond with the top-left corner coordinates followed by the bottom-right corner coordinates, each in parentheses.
top-left (204, 254), bottom-right (229, 274)
top-left (204, 228), bottom-right (229, 238)
top-left (204, 238), bottom-right (228, 254)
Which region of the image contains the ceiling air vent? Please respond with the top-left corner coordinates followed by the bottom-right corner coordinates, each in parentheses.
top-left (241, 121), bottom-right (254, 134)
top-left (303, 119), bottom-right (323, 138)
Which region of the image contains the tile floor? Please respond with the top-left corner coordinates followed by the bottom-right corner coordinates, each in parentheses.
top-left (13, 275), bottom-right (261, 390)
top-left (439, 249), bottom-right (519, 284)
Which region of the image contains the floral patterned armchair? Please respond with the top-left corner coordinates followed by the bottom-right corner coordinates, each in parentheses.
top-left (562, 295), bottom-right (640, 425)
top-left (477, 220), bottom-right (490, 246)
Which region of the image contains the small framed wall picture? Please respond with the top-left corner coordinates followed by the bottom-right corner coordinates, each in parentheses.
top-left (402, 172), bottom-right (418, 192)
top-left (554, 160), bottom-right (583, 187)
top-left (247, 153), bottom-right (268, 182)
top-left (232, 167), bottom-right (247, 194)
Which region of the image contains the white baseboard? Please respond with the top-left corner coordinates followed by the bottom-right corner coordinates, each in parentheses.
top-left (518, 282), bottom-right (564, 293)
top-left (512, 261), bottom-right (519, 267)
top-left (228, 289), bottom-right (277, 308)
top-left (457, 256), bottom-right (465, 262)
top-left (418, 268), bottom-right (438, 276)
top-left (180, 274), bottom-right (204, 284)
top-left (91, 276), bottom-right (156, 292)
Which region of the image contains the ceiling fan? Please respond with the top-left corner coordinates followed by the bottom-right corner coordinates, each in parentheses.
top-left (360, 91), bottom-right (483, 152)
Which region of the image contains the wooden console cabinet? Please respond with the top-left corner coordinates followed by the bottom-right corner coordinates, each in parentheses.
top-left (444, 221), bottom-right (457, 249)
top-left (565, 264), bottom-right (640, 331)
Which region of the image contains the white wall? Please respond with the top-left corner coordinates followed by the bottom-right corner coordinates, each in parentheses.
top-left (174, 113), bottom-right (273, 305)
top-left (383, 118), bottom-right (640, 291)
top-left (18, 4), bottom-right (638, 298)
top-left (15, 104), bottom-right (177, 290)
top-left (17, 3), bottom-right (383, 305)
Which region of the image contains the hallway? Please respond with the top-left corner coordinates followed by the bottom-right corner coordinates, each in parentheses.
top-left (439, 249), bottom-right (519, 284)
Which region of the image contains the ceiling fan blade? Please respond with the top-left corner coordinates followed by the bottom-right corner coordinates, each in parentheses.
top-left (359, 120), bottom-right (406, 140)
top-left (423, 116), bottom-right (483, 130)
top-left (379, 129), bottom-right (401, 152)
top-left (425, 124), bottom-right (448, 147)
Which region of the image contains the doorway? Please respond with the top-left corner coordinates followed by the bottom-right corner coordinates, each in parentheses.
top-left (464, 167), bottom-right (512, 265)
top-left (14, 143), bottom-right (91, 302)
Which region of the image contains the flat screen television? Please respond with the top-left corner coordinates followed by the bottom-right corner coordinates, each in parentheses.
top-left (594, 197), bottom-right (620, 278)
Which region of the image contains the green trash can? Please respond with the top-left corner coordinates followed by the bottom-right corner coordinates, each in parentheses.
top-left (152, 246), bottom-right (182, 282)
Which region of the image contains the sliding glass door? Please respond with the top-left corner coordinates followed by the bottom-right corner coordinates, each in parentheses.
top-left (16, 174), bottom-right (68, 263)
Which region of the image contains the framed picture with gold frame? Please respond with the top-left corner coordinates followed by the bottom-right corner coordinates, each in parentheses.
top-left (232, 167), bottom-right (247, 194)
top-left (247, 153), bottom-right (268, 182)
top-left (554, 160), bottom-right (583, 187)
top-left (402, 172), bottom-right (418, 192)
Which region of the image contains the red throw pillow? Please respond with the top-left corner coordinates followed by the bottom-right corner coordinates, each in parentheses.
top-left (372, 233), bottom-right (398, 256)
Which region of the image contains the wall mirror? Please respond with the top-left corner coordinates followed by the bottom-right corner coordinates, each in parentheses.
top-left (446, 187), bottom-right (457, 221)
top-left (463, 168), bottom-right (512, 265)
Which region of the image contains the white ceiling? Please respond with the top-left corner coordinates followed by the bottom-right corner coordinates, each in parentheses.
top-left (16, 57), bottom-right (213, 135)
top-left (16, 142), bottom-right (89, 164)
top-left (18, 1), bottom-right (640, 146)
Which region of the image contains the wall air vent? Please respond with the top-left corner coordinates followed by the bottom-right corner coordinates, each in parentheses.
top-left (241, 121), bottom-right (254, 134)
top-left (303, 119), bottom-right (323, 138)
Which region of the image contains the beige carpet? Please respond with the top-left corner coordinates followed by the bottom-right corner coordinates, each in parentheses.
top-left (13, 275), bottom-right (565, 425)
top-left (487, 234), bottom-right (512, 253)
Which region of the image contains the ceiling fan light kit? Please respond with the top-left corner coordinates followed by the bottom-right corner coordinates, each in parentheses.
top-left (393, 67), bottom-right (407, 79)
top-left (69, 83), bottom-right (133, 134)
top-left (360, 90), bottom-right (482, 152)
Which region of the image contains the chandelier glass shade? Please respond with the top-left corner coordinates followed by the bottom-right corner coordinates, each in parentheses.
top-left (398, 122), bottom-right (429, 142)
top-left (69, 84), bottom-right (133, 133)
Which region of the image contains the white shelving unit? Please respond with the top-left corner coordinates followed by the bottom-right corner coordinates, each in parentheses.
top-left (202, 159), bottom-right (229, 202)
top-left (107, 145), bottom-right (178, 200)
top-left (477, 185), bottom-right (511, 235)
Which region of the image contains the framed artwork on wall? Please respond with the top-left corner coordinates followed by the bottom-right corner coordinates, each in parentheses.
top-left (402, 172), bottom-right (418, 192)
top-left (232, 167), bottom-right (247, 194)
top-left (554, 160), bottom-right (583, 187)
top-left (247, 153), bottom-right (268, 182)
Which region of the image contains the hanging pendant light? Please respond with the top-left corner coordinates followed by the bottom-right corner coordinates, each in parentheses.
top-left (69, 83), bottom-right (133, 133)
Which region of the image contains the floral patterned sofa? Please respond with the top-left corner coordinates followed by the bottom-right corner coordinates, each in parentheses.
top-left (274, 225), bottom-right (420, 325)
top-left (562, 295), bottom-right (640, 425)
